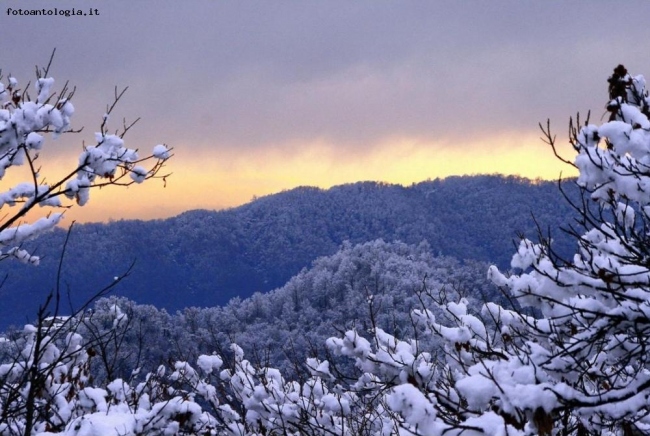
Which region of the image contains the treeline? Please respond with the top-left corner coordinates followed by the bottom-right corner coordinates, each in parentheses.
top-left (0, 175), bottom-right (578, 328)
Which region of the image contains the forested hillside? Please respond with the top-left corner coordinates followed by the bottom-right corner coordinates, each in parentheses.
top-left (0, 175), bottom-right (579, 328)
top-left (43, 240), bottom-right (492, 382)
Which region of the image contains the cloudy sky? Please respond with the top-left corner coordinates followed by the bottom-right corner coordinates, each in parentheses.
top-left (3, 1), bottom-right (650, 222)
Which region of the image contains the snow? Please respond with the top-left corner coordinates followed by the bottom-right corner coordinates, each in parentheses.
top-left (153, 144), bottom-right (170, 159)
top-left (385, 384), bottom-right (439, 436)
top-left (197, 354), bottom-right (223, 375)
top-left (129, 166), bottom-right (148, 183)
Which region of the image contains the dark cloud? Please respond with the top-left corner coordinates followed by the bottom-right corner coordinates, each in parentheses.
top-left (4, 0), bottom-right (650, 154)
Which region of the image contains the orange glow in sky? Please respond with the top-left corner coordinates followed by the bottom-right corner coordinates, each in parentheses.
top-left (10, 130), bottom-right (578, 224)
top-left (1, 1), bottom-right (646, 226)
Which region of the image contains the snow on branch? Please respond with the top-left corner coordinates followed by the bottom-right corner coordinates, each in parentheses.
top-left (0, 63), bottom-right (172, 264)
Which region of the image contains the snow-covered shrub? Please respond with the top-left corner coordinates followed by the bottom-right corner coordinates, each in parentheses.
top-left (0, 60), bottom-right (171, 264)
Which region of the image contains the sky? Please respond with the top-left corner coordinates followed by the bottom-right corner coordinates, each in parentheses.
top-left (3, 1), bottom-right (650, 223)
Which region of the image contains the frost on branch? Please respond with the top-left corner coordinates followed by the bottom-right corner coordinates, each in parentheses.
top-left (0, 65), bottom-right (172, 264)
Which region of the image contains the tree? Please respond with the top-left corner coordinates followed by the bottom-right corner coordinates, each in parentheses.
top-left (0, 55), bottom-right (172, 435)
top-left (0, 51), bottom-right (171, 264)
top-left (342, 64), bottom-right (650, 434)
top-left (319, 65), bottom-right (650, 435)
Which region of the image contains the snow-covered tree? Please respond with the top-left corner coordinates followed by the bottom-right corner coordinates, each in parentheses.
top-left (0, 53), bottom-right (171, 265)
top-left (377, 64), bottom-right (650, 434)
top-left (0, 56), bottom-right (171, 435)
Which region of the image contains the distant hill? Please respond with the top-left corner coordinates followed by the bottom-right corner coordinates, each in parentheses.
top-left (0, 175), bottom-right (580, 328)
top-left (74, 240), bottom-right (496, 381)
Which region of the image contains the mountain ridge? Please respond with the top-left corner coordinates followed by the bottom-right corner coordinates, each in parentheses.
top-left (0, 174), bottom-right (579, 329)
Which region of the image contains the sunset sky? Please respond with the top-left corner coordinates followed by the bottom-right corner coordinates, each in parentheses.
top-left (3, 1), bottom-right (650, 223)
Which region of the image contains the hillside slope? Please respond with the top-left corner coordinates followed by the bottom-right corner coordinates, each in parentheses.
top-left (0, 175), bottom-right (579, 328)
